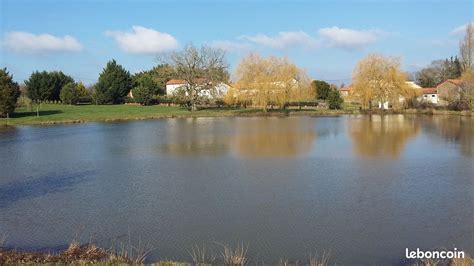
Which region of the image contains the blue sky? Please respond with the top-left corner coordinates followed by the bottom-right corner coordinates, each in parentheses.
top-left (0, 0), bottom-right (472, 85)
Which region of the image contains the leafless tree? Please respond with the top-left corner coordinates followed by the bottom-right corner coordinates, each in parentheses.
top-left (159, 44), bottom-right (228, 111)
top-left (460, 23), bottom-right (474, 72)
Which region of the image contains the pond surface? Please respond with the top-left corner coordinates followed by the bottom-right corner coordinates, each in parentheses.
top-left (0, 115), bottom-right (473, 265)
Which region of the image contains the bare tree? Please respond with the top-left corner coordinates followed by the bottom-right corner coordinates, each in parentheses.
top-left (159, 45), bottom-right (228, 111)
top-left (460, 23), bottom-right (474, 72)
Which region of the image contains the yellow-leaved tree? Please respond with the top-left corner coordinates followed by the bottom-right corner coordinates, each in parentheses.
top-left (352, 54), bottom-right (409, 109)
top-left (228, 54), bottom-right (313, 111)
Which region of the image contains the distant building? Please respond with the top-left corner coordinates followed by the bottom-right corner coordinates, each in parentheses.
top-left (436, 79), bottom-right (462, 106)
top-left (339, 86), bottom-right (352, 97)
top-left (166, 79), bottom-right (231, 99)
top-left (419, 88), bottom-right (439, 104)
top-left (166, 79), bottom-right (187, 96)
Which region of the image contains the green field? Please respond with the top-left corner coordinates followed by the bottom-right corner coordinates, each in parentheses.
top-left (1, 103), bottom-right (361, 126)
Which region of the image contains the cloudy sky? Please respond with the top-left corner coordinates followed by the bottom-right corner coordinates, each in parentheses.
top-left (0, 0), bottom-right (472, 85)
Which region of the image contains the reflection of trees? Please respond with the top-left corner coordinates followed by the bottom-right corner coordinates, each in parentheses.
top-left (424, 116), bottom-right (474, 157)
top-left (349, 115), bottom-right (420, 158)
top-left (233, 117), bottom-right (316, 157)
top-left (160, 117), bottom-right (317, 157)
top-left (160, 118), bottom-right (231, 156)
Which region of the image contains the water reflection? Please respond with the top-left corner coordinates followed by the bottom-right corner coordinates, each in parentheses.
top-left (349, 115), bottom-right (420, 158)
top-left (160, 117), bottom-right (316, 157)
top-left (418, 115), bottom-right (474, 158)
top-left (232, 117), bottom-right (316, 157)
top-left (160, 118), bottom-right (232, 156)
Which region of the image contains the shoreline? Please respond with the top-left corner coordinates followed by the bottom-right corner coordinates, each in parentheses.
top-left (1, 241), bottom-right (472, 265)
top-left (2, 105), bottom-right (472, 127)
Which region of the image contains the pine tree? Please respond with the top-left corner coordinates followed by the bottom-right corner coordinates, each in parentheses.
top-left (95, 59), bottom-right (133, 104)
top-left (0, 68), bottom-right (20, 117)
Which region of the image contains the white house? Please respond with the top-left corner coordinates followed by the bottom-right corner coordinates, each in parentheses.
top-left (166, 79), bottom-right (187, 96)
top-left (377, 81), bottom-right (422, 109)
top-left (166, 79), bottom-right (231, 99)
top-left (419, 88), bottom-right (439, 104)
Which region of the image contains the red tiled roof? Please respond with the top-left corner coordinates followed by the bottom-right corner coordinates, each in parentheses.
top-left (436, 79), bottom-right (462, 88)
top-left (446, 79), bottom-right (462, 85)
top-left (422, 88), bottom-right (437, 94)
top-left (166, 79), bottom-right (186, 85)
top-left (340, 86), bottom-right (352, 92)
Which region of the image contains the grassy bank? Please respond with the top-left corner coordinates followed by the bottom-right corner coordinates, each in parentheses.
top-left (2, 104), bottom-right (472, 126)
top-left (1, 104), bottom-right (356, 126)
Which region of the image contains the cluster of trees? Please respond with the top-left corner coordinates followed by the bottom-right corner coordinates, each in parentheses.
top-left (349, 24), bottom-right (474, 110)
top-left (25, 71), bottom-right (75, 103)
top-left (311, 80), bottom-right (343, 109)
top-left (415, 57), bottom-right (462, 88)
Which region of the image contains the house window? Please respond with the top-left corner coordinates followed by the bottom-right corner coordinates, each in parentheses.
top-left (424, 95), bottom-right (427, 98)
top-left (432, 95), bottom-right (435, 97)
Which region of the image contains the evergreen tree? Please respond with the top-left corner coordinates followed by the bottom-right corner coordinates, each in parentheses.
top-left (95, 60), bottom-right (133, 104)
top-left (311, 80), bottom-right (331, 100)
top-left (0, 68), bottom-right (20, 117)
top-left (25, 71), bottom-right (74, 102)
top-left (132, 85), bottom-right (154, 105)
top-left (327, 88), bottom-right (343, 110)
top-left (60, 82), bottom-right (80, 105)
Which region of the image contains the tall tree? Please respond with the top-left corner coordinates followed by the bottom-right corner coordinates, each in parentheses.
top-left (0, 68), bottom-right (20, 117)
top-left (25, 71), bottom-right (74, 102)
top-left (459, 23), bottom-right (474, 72)
top-left (160, 45), bottom-right (228, 111)
top-left (311, 80), bottom-right (331, 100)
top-left (95, 59), bottom-right (133, 104)
top-left (233, 53), bottom-right (312, 111)
top-left (352, 54), bottom-right (408, 109)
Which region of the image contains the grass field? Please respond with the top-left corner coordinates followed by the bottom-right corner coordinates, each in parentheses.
top-left (1, 103), bottom-right (361, 126)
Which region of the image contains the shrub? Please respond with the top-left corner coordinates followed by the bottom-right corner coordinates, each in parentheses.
top-left (132, 85), bottom-right (155, 105)
top-left (448, 100), bottom-right (470, 111)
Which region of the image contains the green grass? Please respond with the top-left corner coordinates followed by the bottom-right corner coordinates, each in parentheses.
top-left (2, 104), bottom-right (260, 126)
top-left (2, 104), bottom-right (357, 126)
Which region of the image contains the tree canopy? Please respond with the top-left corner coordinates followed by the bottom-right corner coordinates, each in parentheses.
top-left (311, 80), bottom-right (331, 100)
top-left (0, 68), bottom-right (20, 117)
top-left (95, 59), bottom-right (133, 104)
top-left (25, 71), bottom-right (74, 102)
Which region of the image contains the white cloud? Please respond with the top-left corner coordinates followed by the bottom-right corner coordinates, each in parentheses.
top-left (318, 27), bottom-right (385, 49)
top-left (451, 22), bottom-right (474, 35)
top-left (1, 31), bottom-right (83, 53)
top-left (105, 26), bottom-right (178, 54)
top-left (240, 31), bottom-right (319, 49)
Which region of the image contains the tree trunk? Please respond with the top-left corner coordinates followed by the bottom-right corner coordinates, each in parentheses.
top-left (36, 105), bottom-right (39, 117)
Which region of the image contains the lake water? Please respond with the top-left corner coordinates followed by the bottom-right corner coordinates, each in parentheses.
top-left (0, 115), bottom-right (473, 265)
